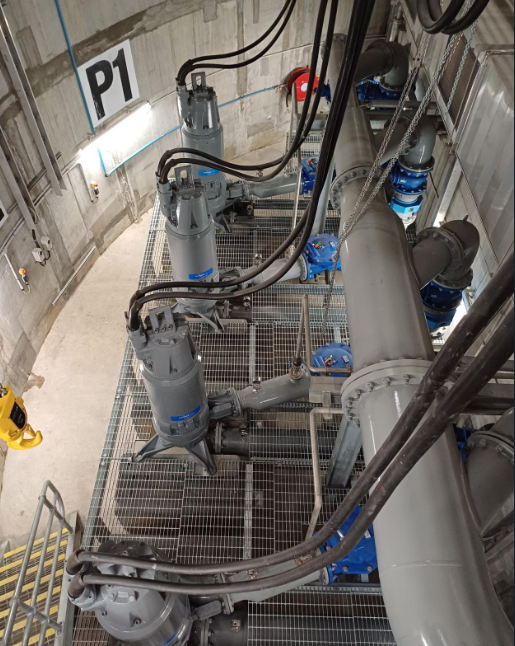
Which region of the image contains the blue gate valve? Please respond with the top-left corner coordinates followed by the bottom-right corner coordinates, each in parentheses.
top-left (319, 507), bottom-right (378, 581)
top-left (300, 234), bottom-right (341, 281)
top-left (311, 343), bottom-right (352, 377)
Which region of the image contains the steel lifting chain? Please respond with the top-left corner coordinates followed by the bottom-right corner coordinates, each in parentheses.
top-left (446, 19), bottom-right (479, 109)
top-left (321, 10), bottom-right (475, 333)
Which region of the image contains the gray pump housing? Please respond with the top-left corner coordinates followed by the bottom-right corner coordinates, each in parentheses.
top-left (70, 541), bottom-right (192, 646)
top-left (159, 166), bottom-right (219, 315)
top-left (129, 307), bottom-right (215, 473)
top-left (178, 73), bottom-right (227, 217)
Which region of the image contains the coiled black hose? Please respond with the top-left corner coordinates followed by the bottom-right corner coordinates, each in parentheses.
top-left (417, 0), bottom-right (490, 34)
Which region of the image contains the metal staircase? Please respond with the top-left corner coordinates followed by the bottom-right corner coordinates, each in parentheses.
top-left (0, 481), bottom-right (80, 646)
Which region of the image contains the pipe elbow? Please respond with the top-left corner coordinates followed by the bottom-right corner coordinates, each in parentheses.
top-left (413, 219), bottom-right (480, 289)
top-left (401, 115), bottom-right (436, 169)
top-left (383, 41), bottom-right (410, 90)
top-left (355, 40), bottom-right (410, 90)
top-left (438, 219), bottom-right (480, 286)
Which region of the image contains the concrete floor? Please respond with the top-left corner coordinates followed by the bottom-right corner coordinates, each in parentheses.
top-left (0, 210), bottom-right (151, 547)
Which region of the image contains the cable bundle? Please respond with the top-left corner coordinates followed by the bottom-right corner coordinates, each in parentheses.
top-left (417, 0), bottom-right (490, 34)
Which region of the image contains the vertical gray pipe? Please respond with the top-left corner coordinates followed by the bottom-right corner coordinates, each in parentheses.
top-left (313, 157), bottom-right (334, 234)
top-left (328, 33), bottom-right (512, 644)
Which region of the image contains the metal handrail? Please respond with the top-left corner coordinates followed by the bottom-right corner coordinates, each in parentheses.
top-left (1, 480), bottom-right (73, 646)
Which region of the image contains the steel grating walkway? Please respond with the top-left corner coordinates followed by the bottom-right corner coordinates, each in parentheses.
top-left (72, 187), bottom-right (397, 642)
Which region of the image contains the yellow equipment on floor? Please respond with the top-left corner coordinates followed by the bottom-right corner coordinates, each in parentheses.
top-left (0, 385), bottom-right (43, 450)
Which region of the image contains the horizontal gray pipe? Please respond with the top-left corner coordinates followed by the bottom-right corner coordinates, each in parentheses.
top-left (246, 173), bottom-right (298, 198)
top-left (237, 372), bottom-right (310, 411)
top-left (246, 257), bottom-right (303, 285)
top-left (375, 120), bottom-right (412, 165)
top-left (313, 157), bottom-right (334, 235)
top-left (402, 115), bottom-right (436, 167)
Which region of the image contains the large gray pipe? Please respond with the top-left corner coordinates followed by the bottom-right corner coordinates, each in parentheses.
top-left (466, 408), bottom-right (514, 536)
top-left (312, 158), bottom-right (335, 235)
top-left (246, 257), bottom-right (303, 285)
top-left (328, 33), bottom-right (512, 644)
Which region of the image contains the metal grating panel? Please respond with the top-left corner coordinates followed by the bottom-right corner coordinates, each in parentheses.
top-left (74, 142), bottom-right (394, 643)
top-left (248, 586), bottom-right (395, 645)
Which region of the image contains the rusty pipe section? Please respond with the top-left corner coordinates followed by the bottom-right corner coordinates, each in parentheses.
top-left (328, 32), bottom-right (512, 644)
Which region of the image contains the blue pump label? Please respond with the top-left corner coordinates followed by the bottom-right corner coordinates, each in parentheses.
top-left (171, 405), bottom-right (201, 422)
top-left (160, 632), bottom-right (179, 646)
top-left (189, 267), bottom-right (214, 280)
top-left (198, 168), bottom-right (220, 176)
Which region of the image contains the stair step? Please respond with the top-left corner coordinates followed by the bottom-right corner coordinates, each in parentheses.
top-left (0, 554), bottom-right (65, 589)
top-left (16, 627), bottom-right (56, 646)
top-left (0, 540), bottom-right (68, 574)
top-left (2, 530), bottom-right (68, 562)
top-left (0, 604), bottom-right (58, 638)
top-left (0, 587), bottom-right (61, 620)
top-left (0, 569), bottom-right (64, 604)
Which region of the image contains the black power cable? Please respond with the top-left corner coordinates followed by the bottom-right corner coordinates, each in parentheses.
top-left (159, 0), bottom-right (331, 179)
top-left (417, 0), bottom-right (491, 34)
top-left (177, 0), bottom-right (296, 85)
top-left (71, 248), bottom-right (515, 580)
top-left (127, 0), bottom-right (357, 332)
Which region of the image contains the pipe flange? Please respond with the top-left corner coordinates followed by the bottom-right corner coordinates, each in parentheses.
top-left (466, 430), bottom-right (514, 464)
top-left (330, 166), bottom-right (379, 211)
top-left (398, 156), bottom-right (435, 174)
top-left (340, 359), bottom-right (453, 428)
top-left (415, 226), bottom-right (464, 275)
top-left (433, 270), bottom-right (473, 291)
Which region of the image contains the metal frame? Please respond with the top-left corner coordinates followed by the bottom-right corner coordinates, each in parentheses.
top-left (0, 7), bottom-right (63, 195)
top-left (2, 481), bottom-right (73, 646)
top-left (306, 408), bottom-right (343, 539)
top-left (0, 127), bottom-right (38, 231)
